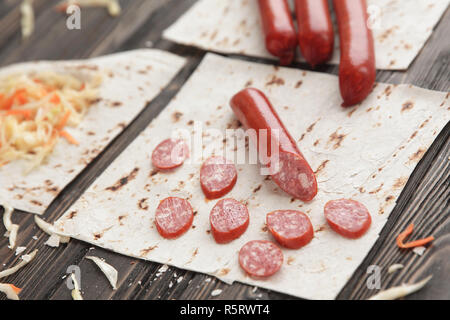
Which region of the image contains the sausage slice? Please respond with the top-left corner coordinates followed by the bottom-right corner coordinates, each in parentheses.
top-left (239, 240), bottom-right (283, 278)
top-left (266, 210), bottom-right (313, 249)
top-left (200, 156), bottom-right (237, 199)
top-left (324, 199), bottom-right (371, 239)
top-left (151, 139), bottom-right (189, 170)
top-left (155, 197), bottom-right (194, 239)
top-left (210, 198), bottom-right (249, 244)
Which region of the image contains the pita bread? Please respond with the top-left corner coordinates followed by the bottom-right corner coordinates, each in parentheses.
top-left (163, 0), bottom-right (449, 70)
top-left (0, 49), bottom-right (186, 214)
top-left (54, 53), bottom-right (449, 299)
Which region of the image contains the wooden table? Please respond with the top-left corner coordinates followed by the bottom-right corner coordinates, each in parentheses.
top-left (0, 0), bottom-right (449, 300)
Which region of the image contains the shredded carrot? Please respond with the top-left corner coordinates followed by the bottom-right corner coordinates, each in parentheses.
top-left (4, 109), bottom-right (33, 120)
top-left (397, 224), bottom-right (435, 249)
top-left (7, 284), bottom-right (22, 295)
top-left (59, 130), bottom-right (79, 145)
top-left (50, 93), bottom-right (60, 104)
top-left (0, 95), bottom-right (14, 110)
top-left (55, 110), bottom-right (71, 130)
top-left (15, 90), bottom-right (29, 105)
top-left (0, 89), bottom-right (27, 110)
top-left (79, 83), bottom-right (85, 91)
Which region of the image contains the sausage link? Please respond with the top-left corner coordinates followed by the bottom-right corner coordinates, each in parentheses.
top-left (295, 0), bottom-right (334, 68)
top-left (258, 0), bottom-right (298, 65)
top-left (230, 88), bottom-right (318, 201)
top-left (333, 0), bottom-right (376, 107)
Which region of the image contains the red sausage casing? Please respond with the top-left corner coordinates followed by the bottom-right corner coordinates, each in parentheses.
top-left (258, 0), bottom-right (298, 65)
top-left (230, 88), bottom-right (318, 201)
top-left (333, 0), bottom-right (376, 107)
top-left (295, 0), bottom-right (334, 68)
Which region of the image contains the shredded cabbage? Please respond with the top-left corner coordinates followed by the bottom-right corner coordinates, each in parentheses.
top-left (71, 273), bottom-right (83, 300)
top-left (368, 275), bottom-right (432, 300)
top-left (21, 0), bottom-right (34, 38)
top-left (1, 202), bottom-right (19, 249)
top-left (0, 249), bottom-right (38, 279)
top-left (0, 283), bottom-right (21, 300)
top-left (0, 71), bottom-right (101, 172)
top-left (86, 256), bottom-right (118, 290)
top-left (59, 0), bottom-right (121, 17)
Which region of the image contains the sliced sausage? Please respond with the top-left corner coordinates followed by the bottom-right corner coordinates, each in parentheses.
top-left (333, 0), bottom-right (376, 107)
top-left (210, 198), bottom-right (249, 244)
top-left (200, 156), bottom-right (237, 199)
top-left (151, 139), bottom-right (189, 170)
top-left (266, 210), bottom-right (313, 249)
top-left (239, 240), bottom-right (283, 278)
top-left (324, 199), bottom-right (371, 239)
top-left (295, 0), bottom-right (334, 67)
top-left (258, 0), bottom-right (298, 65)
top-left (155, 197), bottom-right (194, 239)
top-left (230, 88), bottom-right (318, 201)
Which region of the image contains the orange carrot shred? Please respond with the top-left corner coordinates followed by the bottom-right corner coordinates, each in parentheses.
top-left (55, 110), bottom-right (71, 130)
top-left (0, 95), bottom-right (14, 110)
top-left (0, 89), bottom-right (27, 110)
top-left (15, 91), bottom-right (29, 105)
top-left (50, 93), bottom-right (60, 104)
top-left (5, 109), bottom-right (33, 120)
top-left (59, 130), bottom-right (79, 145)
top-left (8, 284), bottom-right (22, 295)
top-left (397, 224), bottom-right (435, 249)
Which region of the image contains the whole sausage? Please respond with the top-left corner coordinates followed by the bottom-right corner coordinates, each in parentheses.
top-left (210, 198), bottom-right (249, 244)
top-left (239, 240), bottom-right (283, 278)
top-left (295, 0), bottom-right (334, 68)
top-left (324, 199), bottom-right (371, 239)
top-left (155, 197), bottom-right (194, 239)
top-left (200, 156), bottom-right (237, 199)
top-left (230, 88), bottom-right (318, 201)
top-left (266, 210), bottom-right (313, 249)
top-left (258, 0), bottom-right (298, 65)
top-left (333, 0), bottom-right (376, 107)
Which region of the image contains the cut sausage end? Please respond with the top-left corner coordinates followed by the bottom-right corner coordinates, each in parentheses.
top-left (324, 199), bottom-right (371, 239)
top-left (239, 240), bottom-right (283, 278)
top-left (267, 210), bottom-right (314, 249)
top-left (271, 151), bottom-right (318, 201)
top-left (210, 198), bottom-right (249, 244)
top-left (155, 197), bottom-right (194, 239)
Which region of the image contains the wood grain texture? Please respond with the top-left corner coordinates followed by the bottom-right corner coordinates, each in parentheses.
top-left (0, 0), bottom-right (449, 300)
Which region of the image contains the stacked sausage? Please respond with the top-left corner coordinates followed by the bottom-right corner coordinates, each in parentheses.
top-left (258, 0), bottom-right (376, 107)
top-left (150, 87), bottom-right (372, 279)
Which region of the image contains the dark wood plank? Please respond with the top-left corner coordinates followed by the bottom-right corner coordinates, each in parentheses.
top-left (0, 0), bottom-right (449, 300)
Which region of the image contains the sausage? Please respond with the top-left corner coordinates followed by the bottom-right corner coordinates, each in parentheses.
top-left (258, 0), bottom-right (298, 65)
top-left (238, 240), bottom-right (283, 278)
top-left (155, 197), bottom-right (194, 239)
top-left (333, 0), bottom-right (376, 107)
top-left (295, 0), bottom-right (334, 67)
top-left (230, 88), bottom-right (318, 201)
top-left (324, 199), bottom-right (371, 239)
top-left (266, 210), bottom-right (313, 249)
top-left (210, 198), bottom-right (249, 244)
top-left (200, 156), bottom-right (237, 199)
top-left (151, 139), bottom-right (189, 170)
